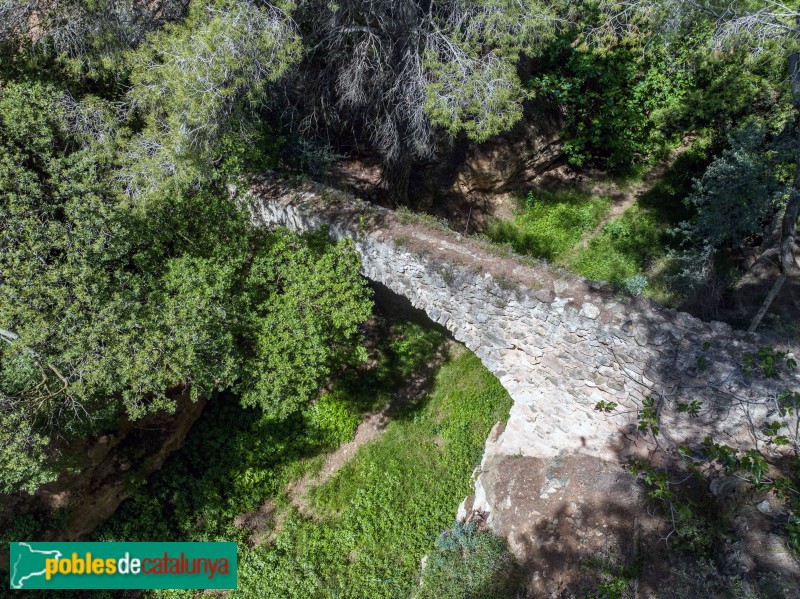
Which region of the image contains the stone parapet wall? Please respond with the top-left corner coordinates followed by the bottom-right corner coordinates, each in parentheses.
top-left (247, 175), bottom-right (798, 524)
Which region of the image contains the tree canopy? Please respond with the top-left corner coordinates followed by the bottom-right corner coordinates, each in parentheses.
top-left (288, 0), bottom-right (560, 202)
top-left (0, 20), bottom-right (371, 495)
top-left (1, 0), bottom-right (799, 497)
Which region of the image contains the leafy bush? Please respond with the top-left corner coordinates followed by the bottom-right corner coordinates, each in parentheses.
top-left (530, 38), bottom-right (688, 171)
top-left (0, 513), bottom-right (41, 547)
top-left (282, 137), bottom-right (344, 177)
top-left (0, 79), bottom-right (372, 495)
top-left (384, 321), bottom-right (447, 379)
top-left (679, 120), bottom-right (788, 252)
top-left (415, 522), bottom-right (520, 599)
top-left (622, 274), bottom-right (649, 296)
top-left (0, 408), bottom-right (56, 495)
top-left (661, 121), bottom-right (792, 308)
top-left (663, 43), bottom-right (792, 140)
top-left (305, 392), bottom-right (361, 449)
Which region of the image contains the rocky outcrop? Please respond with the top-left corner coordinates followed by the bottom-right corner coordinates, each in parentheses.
top-left (324, 113), bottom-right (566, 217)
top-left (248, 176), bottom-right (800, 592)
top-left (0, 391), bottom-right (206, 546)
top-left (452, 113), bottom-right (565, 194)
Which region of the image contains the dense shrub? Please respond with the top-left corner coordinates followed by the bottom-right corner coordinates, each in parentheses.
top-left (529, 38), bottom-right (688, 171)
top-left (664, 121), bottom-right (793, 306)
top-left (0, 79), bottom-right (372, 495)
top-left (415, 522), bottom-right (521, 599)
top-left (681, 121), bottom-right (788, 251)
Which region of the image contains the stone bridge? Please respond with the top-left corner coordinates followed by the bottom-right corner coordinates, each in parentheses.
top-left (249, 176), bottom-right (800, 590)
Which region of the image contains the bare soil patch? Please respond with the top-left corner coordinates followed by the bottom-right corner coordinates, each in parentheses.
top-left (469, 448), bottom-right (799, 598)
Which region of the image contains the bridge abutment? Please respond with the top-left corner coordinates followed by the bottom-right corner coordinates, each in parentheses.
top-left (248, 176), bottom-right (800, 590)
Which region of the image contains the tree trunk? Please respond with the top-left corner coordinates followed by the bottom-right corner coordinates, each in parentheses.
top-left (748, 51), bottom-right (800, 332)
top-left (380, 152), bottom-right (412, 206)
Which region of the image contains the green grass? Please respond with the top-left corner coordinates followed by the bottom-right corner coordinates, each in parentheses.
top-left (481, 140), bottom-right (715, 305)
top-left (81, 317), bottom-right (510, 599)
top-left (569, 204), bottom-right (662, 288)
top-left (484, 187), bottom-right (661, 294)
top-left (567, 140), bottom-right (713, 301)
top-left (236, 346), bottom-right (512, 598)
top-left (486, 190), bottom-right (610, 262)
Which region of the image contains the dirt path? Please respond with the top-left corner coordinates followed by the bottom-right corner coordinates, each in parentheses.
top-left (287, 340), bottom-right (453, 518)
top-left (578, 143), bottom-right (691, 249)
top-left (286, 411), bottom-right (389, 519)
top-left (235, 339), bottom-right (454, 545)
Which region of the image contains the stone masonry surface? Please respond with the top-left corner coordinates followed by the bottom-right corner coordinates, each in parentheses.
top-left (247, 175), bottom-right (800, 528)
